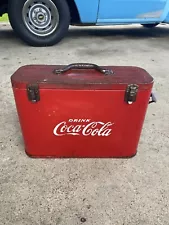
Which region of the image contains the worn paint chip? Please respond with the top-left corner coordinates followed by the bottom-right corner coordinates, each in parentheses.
top-left (137, 10), bottom-right (162, 18)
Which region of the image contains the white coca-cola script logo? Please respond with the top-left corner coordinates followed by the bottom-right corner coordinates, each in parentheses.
top-left (53, 119), bottom-right (114, 137)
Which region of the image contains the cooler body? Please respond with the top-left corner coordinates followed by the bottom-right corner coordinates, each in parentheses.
top-left (11, 64), bottom-right (154, 158)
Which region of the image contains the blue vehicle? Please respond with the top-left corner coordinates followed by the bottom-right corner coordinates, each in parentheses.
top-left (0, 0), bottom-right (169, 46)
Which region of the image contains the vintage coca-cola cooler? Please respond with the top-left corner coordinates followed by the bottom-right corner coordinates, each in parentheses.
top-left (11, 63), bottom-right (156, 158)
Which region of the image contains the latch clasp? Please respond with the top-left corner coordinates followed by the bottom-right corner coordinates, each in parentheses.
top-left (27, 84), bottom-right (40, 103)
top-left (125, 84), bottom-right (139, 104)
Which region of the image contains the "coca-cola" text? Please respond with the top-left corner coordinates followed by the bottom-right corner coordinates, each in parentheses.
top-left (53, 119), bottom-right (114, 137)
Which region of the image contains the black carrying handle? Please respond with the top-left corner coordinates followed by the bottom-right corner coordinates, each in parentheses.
top-left (149, 93), bottom-right (157, 104)
top-left (54, 63), bottom-right (114, 75)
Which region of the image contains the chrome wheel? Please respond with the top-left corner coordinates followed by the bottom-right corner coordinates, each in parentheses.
top-left (22, 0), bottom-right (59, 36)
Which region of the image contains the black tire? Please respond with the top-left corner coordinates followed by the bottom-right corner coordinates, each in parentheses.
top-left (8, 0), bottom-right (70, 46)
top-left (141, 23), bottom-right (159, 28)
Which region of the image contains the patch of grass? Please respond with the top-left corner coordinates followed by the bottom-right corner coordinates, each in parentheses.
top-left (0, 14), bottom-right (9, 22)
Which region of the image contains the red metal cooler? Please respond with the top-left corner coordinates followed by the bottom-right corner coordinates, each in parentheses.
top-left (11, 63), bottom-right (156, 158)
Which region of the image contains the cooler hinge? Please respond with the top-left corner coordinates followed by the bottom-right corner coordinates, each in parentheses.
top-left (125, 84), bottom-right (139, 104)
top-left (27, 84), bottom-right (40, 103)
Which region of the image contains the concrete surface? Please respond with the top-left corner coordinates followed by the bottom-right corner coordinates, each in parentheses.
top-left (0, 22), bottom-right (169, 225)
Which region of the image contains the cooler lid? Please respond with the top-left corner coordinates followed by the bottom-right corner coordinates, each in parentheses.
top-left (11, 63), bottom-right (154, 90)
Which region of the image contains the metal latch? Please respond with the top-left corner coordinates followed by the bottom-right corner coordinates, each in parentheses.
top-left (125, 84), bottom-right (139, 104)
top-left (27, 84), bottom-right (40, 103)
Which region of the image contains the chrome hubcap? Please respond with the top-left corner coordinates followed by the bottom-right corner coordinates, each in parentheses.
top-left (22, 0), bottom-right (59, 36)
